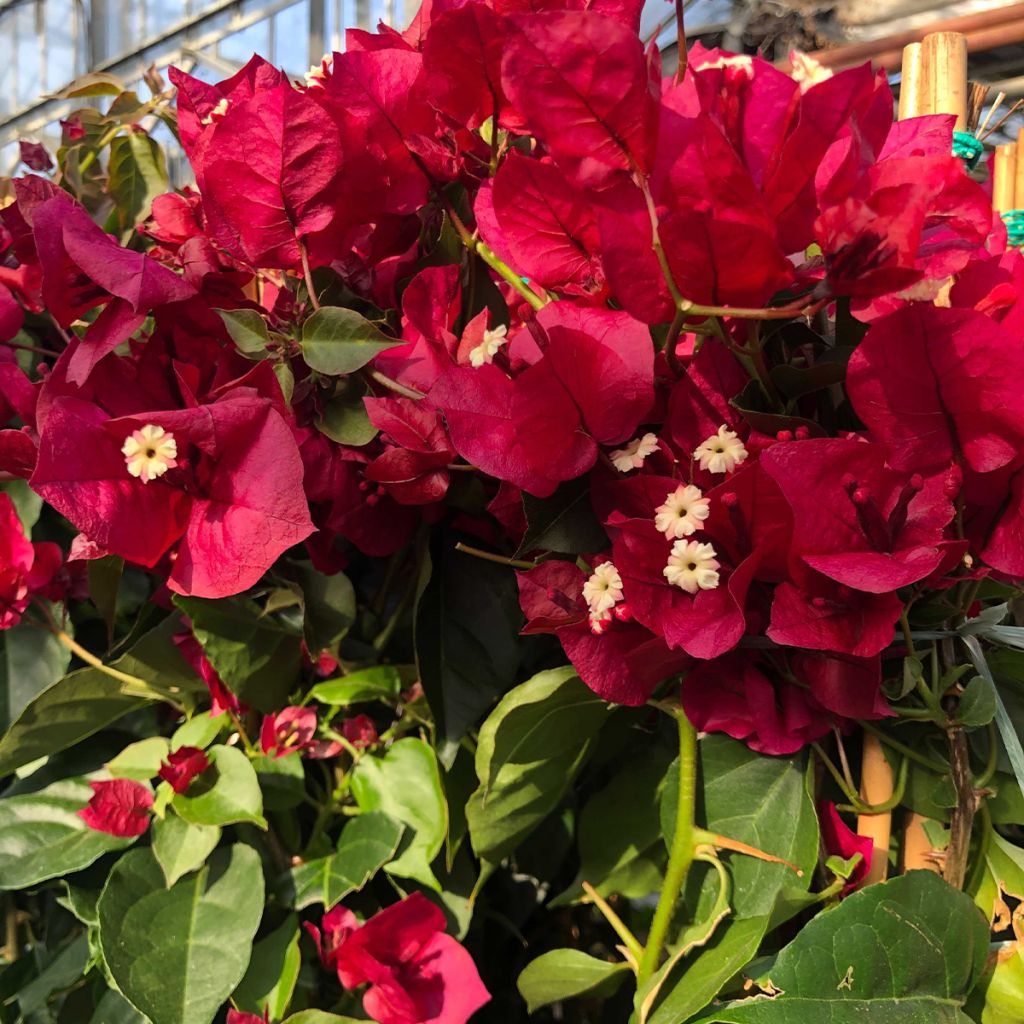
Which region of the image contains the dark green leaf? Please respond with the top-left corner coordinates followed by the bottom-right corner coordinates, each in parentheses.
top-left (282, 1014), bottom-right (363, 1024)
top-left (106, 133), bottom-right (168, 234)
top-left (233, 914), bottom-right (301, 1020)
top-left (89, 988), bottom-right (150, 1023)
top-left (958, 675), bottom-right (997, 728)
top-left (174, 596), bottom-right (301, 713)
top-left (517, 477), bottom-right (607, 556)
top-left (216, 309), bottom-right (271, 357)
top-left (693, 872), bottom-right (988, 1023)
top-left (287, 811), bottom-right (403, 909)
top-left (98, 845), bottom-right (264, 1024)
top-left (769, 349), bottom-right (851, 400)
top-left (517, 950), bottom-right (630, 1014)
top-left (415, 539), bottom-right (526, 764)
top-left (350, 739), bottom-right (446, 888)
top-left (309, 666), bottom-right (402, 707)
top-left (300, 307), bottom-right (403, 375)
top-left (16, 934), bottom-right (89, 1015)
top-left (171, 745), bottom-right (266, 829)
top-left (316, 379), bottom-right (377, 447)
top-left (0, 616), bottom-right (198, 778)
top-left (152, 814), bottom-right (221, 887)
top-left (0, 621), bottom-right (71, 735)
top-left (292, 563), bottom-right (356, 655)
top-left (88, 556), bottom-right (125, 642)
top-left (466, 668), bottom-right (610, 863)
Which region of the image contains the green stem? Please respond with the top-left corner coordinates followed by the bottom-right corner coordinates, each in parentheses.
top-left (581, 881), bottom-right (644, 965)
top-left (454, 541), bottom-right (537, 570)
top-left (637, 710), bottom-right (697, 988)
top-left (860, 721), bottom-right (948, 775)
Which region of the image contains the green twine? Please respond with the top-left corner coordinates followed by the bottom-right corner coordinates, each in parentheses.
top-left (952, 130), bottom-right (983, 170)
top-left (1003, 210), bottom-right (1024, 248)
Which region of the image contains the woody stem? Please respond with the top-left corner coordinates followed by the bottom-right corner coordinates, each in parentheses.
top-left (637, 708), bottom-right (697, 988)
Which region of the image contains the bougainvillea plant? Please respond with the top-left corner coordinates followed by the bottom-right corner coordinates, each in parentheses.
top-left (2, 4), bottom-right (1024, 1023)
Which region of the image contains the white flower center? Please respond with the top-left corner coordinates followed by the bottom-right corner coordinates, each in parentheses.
top-left (122, 424), bottom-right (178, 484)
top-left (663, 540), bottom-right (721, 594)
top-left (693, 425), bottom-right (748, 475)
top-left (469, 325), bottom-right (508, 368)
top-left (582, 561), bottom-right (623, 616)
top-left (655, 484), bottom-right (711, 539)
top-left (610, 432), bottom-right (659, 473)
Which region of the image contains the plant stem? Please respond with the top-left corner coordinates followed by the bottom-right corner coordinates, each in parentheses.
top-left (860, 720), bottom-right (949, 775)
top-left (581, 881), bottom-right (644, 965)
top-left (944, 724), bottom-right (976, 889)
top-left (298, 241), bottom-right (321, 311)
top-left (454, 541), bottom-right (537, 570)
top-left (228, 710), bottom-right (258, 756)
top-left (636, 709), bottom-right (697, 988)
top-left (363, 368), bottom-right (425, 401)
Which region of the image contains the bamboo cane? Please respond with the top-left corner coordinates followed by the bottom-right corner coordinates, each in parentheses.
top-left (994, 144), bottom-right (1018, 215)
top-left (901, 811), bottom-right (941, 873)
top-left (922, 31), bottom-right (968, 130)
top-left (856, 734), bottom-right (893, 884)
top-left (898, 42), bottom-right (924, 120)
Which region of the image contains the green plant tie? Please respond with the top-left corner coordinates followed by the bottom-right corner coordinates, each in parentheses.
top-left (1004, 210), bottom-right (1024, 248)
top-left (952, 130), bottom-right (983, 170)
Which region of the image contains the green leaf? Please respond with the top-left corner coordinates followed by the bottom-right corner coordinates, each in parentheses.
top-left (662, 736), bottom-right (817, 919)
top-left (89, 987), bottom-right (151, 1023)
top-left (107, 737), bottom-right (171, 780)
top-left (415, 538), bottom-right (528, 764)
top-left (0, 616), bottom-right (199, 778)
top-left (316, 379), bottom-right (377, 446)
top-left (0, 777), bottom-right (137, 889)
top-left (253, 752), bottom-right (307, 811)
top-left (466, 668), bottom-right (610, 863)
top-left (16, 933), bottom-right (90, 1015)
top-left (350, 739), bottom-right (446, 888)
top-left (292, 562), bottom-right (356, 654)
top-left (98, 845), bottom-right (264, 1024)
top-left (88, 556), bottom-right (125, 641)
top-left (693, 872), bottom-right (988, 1024)
top-left (55, 71), bottom-right (124, 96)
top-left (152, 814), bottom-right (221, 887)
top-left (517, 477), bottom-right (608, 556)
top-left (309, 666), bottom-right (402, 707)
top-left (282, 1014), bottom-right (364, 1024)
top-left (288, 811), bottom-right (403, 909)
top-left (300, 307), bottom-right (404, 375)
top-left (107, 133), bottom-right (168, 234)
top-left (174, 596), bottom-right (301, 713)
top-left (171, 713), bottom-right (223, 752)
top-left (233, 914), bottom-right (301, 1020)
top-left (216, 309), bottom-right (271, 356)
top-left (958, 674), bottom-right (997, 727)
top-left (0, 621), bottom-right (72, 735)
top-left (574, 746), bottom-right (671, 899)
top-left (171, 745), bottom-right (266, 829)
top-left (517, 949), bottom-right (630, 1014)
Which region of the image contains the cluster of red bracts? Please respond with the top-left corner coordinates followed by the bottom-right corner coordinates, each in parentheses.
top-left (1, 0), bottom-right (1021, 758)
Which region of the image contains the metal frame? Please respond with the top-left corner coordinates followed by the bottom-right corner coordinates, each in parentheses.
top-left (0, 0), bottom-right (326, 150)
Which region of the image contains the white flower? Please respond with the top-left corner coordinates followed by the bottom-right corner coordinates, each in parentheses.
top-left (199, 97), bottom-right (229, 126)
top-left (610, 432), bottom-right (659, 473)
top-left (304, 55), bottom-right (332, 88)
top-left (693, 425), bottom-right (748, 475)
top-left (122, 424), bottom-right (178, 484)
top-left (469, 325), bottom-right (508, 368)
top-left (789, 50), bottom-right (833, 92)
top-left (654, 484), bottom-right (711, 539)
top-left (582, 561), bottom-right (623, 616)
top-left (663, 540), bottom-right (720, 594)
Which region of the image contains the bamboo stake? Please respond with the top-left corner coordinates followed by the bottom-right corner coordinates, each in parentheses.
top-left (994, 144), bottom-right (1018, 215)
top-left (901, 811), bottom-right (941, 873)
top-left (898, 42), bottom-right (924, 120)
top-left (856, 734), bottom-right (894, 884)
top-left (1016, 131), bottom-right (1024, 209)
top-left (923, 31), bottom-right (968, 130)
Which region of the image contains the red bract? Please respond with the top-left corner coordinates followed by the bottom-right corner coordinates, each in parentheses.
top-left (0, 492), bottom-right (62, 628)
top-left (848, 305), bottom-right (1024, 475)
top-left (226, 1011), bottom-right (269, 1024)
top-left (364, 398), bottom-right (454, 505)
top-left (260, 706), bottom-right (317, 758)
top-left (306, 905), bottom-right (360, 973)
top-left (475, 153), bottom-right (604, 295)
top-left (31, 391), bottom-right (313, 598)
top-left (174, 628), bottom-right (243, 717)
top-left (157, 746), bottom-right (210, 794)
top-left (16, 184), bottom-right (194, 385)
top-left (762, 438), bottom-right (954, 594)
top-left (518, 560), bottom-right (686, 705)
top-left (333, 893), bottom-right (490, 1024)
top-left (78, 779), bottom-right (153, 837)
top-left (342, 714), bottom-right (379, 749)
top-left (818, 801), bottom-right (873, 895)
top-left (500, 12), bottom-right (658, 188)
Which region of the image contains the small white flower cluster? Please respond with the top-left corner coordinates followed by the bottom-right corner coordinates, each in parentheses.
top-left (655, 483), bottom-right (720, 593)
top-left (582, 561), bottom-right (625, 634)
